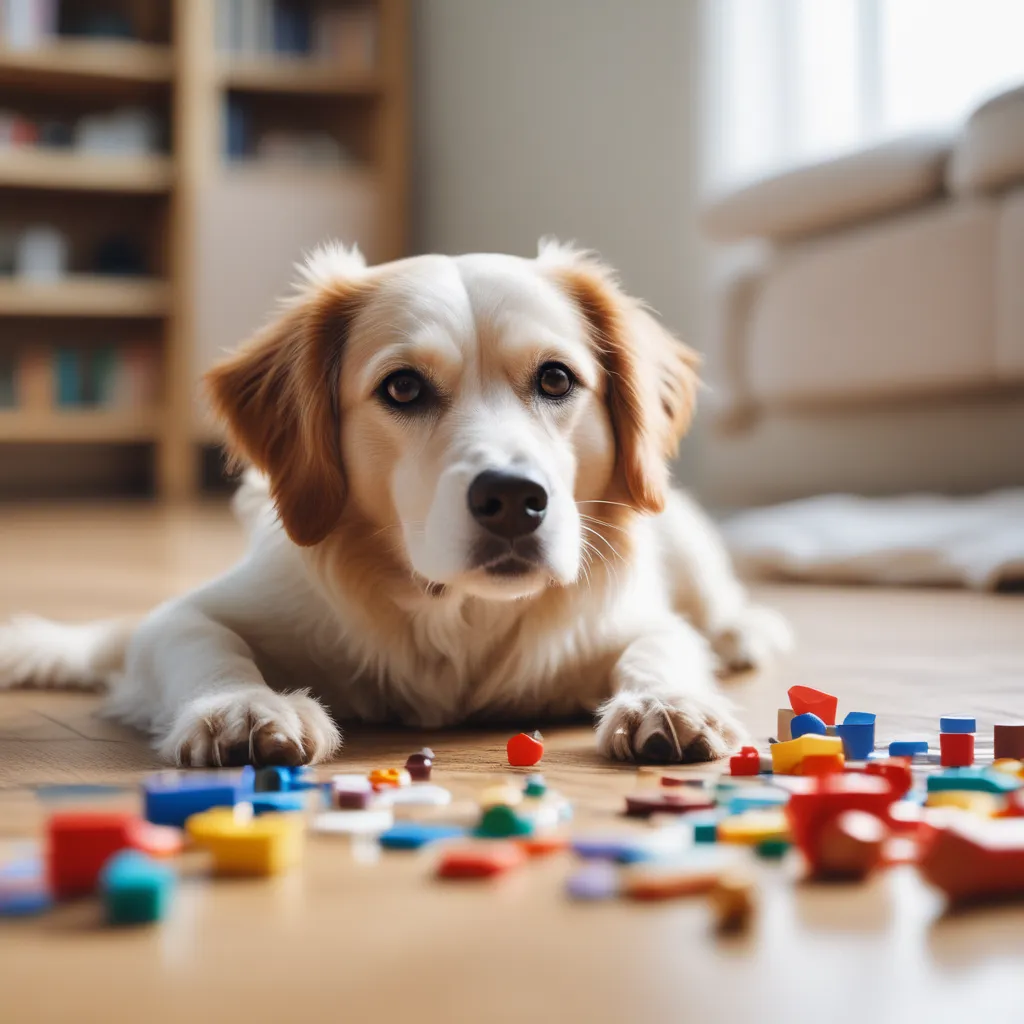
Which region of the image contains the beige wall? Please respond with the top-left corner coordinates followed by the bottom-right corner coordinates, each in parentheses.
top-left (411, 0), bottom-right (707, 482)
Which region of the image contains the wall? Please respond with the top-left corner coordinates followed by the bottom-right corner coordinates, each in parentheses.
top-left (411, 0), bottom-right (707, 482)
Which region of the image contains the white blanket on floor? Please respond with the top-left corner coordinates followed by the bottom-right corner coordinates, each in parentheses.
top-left (722, 490), bottom-right (1024, 590)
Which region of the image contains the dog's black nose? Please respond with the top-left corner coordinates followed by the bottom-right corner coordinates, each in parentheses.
top-left (468, 470), bottom-right (548, 539)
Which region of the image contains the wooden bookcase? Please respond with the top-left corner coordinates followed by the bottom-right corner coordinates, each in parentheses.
top-left (0, 0), bottom-right (408, 499)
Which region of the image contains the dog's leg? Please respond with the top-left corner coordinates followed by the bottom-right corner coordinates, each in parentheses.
top-left (595, 619), bottom-right (747, 764)
top-left (115, 604), bottom-right (340, 767)
top-left (661, 492), bottom-right (793, 672)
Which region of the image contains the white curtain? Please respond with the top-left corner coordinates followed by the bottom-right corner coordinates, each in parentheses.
top-left (703, 0), bottom-right (1024, 191)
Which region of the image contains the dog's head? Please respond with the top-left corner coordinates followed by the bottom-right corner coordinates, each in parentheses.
top-left (206, 241), bottom-right (698, 601)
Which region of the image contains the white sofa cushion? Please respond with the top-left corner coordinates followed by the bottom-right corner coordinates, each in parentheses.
top-left (745, 200), bottom-right (998, 404)
top-left (948, 85), bottom-right (1024, 195)
top-left (701, 135), bottom-right (952, 244)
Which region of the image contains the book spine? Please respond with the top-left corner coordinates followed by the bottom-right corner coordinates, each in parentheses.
top-left (92, 346), bottom-right (117, 406)
top-left (17, 347), bottom-right (52, 408)
top-left (0, 351), bottom-right (15, 408)
top-left (54, 348), bottom-right (82, 407)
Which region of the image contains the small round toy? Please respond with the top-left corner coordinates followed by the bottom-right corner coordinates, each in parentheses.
top-left (507, 730), bottom-right (544, 767)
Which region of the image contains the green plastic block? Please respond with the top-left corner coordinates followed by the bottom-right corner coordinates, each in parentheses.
top-left (473, 804), bottom-right (534, 839)
top-left (523, 775), bottom-right (547, 798)
top-left (755, 837), bottom-right (791, 859)
top-left (100, 851), bottom-right (175, 926)
top-left (926, 768), bottom-right (1021, 795)
top-left (693, 821), bottom-right (718, 844)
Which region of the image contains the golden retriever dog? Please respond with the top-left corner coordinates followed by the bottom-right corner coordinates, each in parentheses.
top-left (0, 241), bottom-right (790, 766)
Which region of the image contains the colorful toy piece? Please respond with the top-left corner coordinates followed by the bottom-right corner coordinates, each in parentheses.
top-left (565, 861), bottom-right (620, 900)
top-left (331, 774), bottom-right (373, 810)
top-left (0, 857), bottom-right (52, 917)
top-left (253, 767), bottom-right (291, 792)
top-left (436, 841), bottom-right (526, 879)
top-left (729, 746), bottom-right (761, 776)
top-left (814, 809), bottom-right (887, 880)
top-left (623, 861), bottom-right (722, 901)
top-left (250, 791), bottom-right (306, 815)
top-left (788, 685), bottom-right (838, 726)
top-left (888, 740), bottom-right (929, 758)
top-left (925, 791), bottom-right (1000, 816)
top-left (939, 716), bottom-right (976, 734)
top-left (378, 823), bottom-right (465, 850)
top-left (47, 812), bottom-right (182, 900)
top-left (837, 712), bottom-right (876, 760)
top-left (770, 734), bottom-right (843, 775)
top-left (926, 767), bottom-right (1020, 795)
top-left (790, 713), bottom-right (827, 739)
top-left (474, 804), bottom-right (534, 839)
top-left (864, 757), bottom-right (913, 799)
top-left (369, 768), bottom-right (411, 790)
top-left (919, 817), bottom-right (1024, 903)
top-left (143, 772), bottom-right (249, 828)
top-left (797, 753), bottom-right (845, 776)
top-left (717, 810), bottom-right (789, 845)
top-left (523, 774), bottom-right (547, 798)
top-left (100, 851), bottom-right (175, 925)
top-left (404, 748), bottom-right (434, 782)
top-left (939, 731), bottom-right (974, 767)
top-left (624, 789), bottom-right (716, 818)
top-left (709, 872), bottom-right (756, 932)
top-left (507, 731), bottom-right (544, 767)
top-left (994, 723), bottom-right (1024, 760)
top-left (186, 808), bottom-right (303, 876)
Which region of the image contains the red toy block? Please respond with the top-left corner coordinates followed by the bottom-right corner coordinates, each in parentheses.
top-left (729, 746), bottom-right (761, 776)
top-left (994, 723), bottom-right (1024, 760)
top-left (863, 756), bottom-right (913, 800)
top-left (47, 812), bottom-right (182, 900)
top-left (624, 789), bottom-right (717, 818)
top-left (785, 774), bottom-right (896, 875)
top-left (815, 809), bottom-right (888, 880)
top-left (939, 731), bottom-right (974, 767)
top-left (436, 841), bottom-right (526, 879)
top-left (506, 731), bottom-right (544, 767)
top-left (919, 817), bottom-right (1024, 903)
top-left (788, 686), bottom-right (838, 726)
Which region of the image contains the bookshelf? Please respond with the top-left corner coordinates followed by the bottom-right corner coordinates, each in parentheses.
top-left (0, 0), bottom-right (409, 500)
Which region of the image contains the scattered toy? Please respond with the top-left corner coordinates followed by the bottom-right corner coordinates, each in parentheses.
top-left (474, 804), bottom-right (534, 839)
top-left (436, 841), bottom-right (526, 879)
top-left (186, 808), bottom-right (303, 876)
top-left (788, 685), bottom-right (838, 726)
top-left (814, 809), bottom-right (887, 880)
top-left (100, 851), bottom-right (175, 925)
top-left (369, 768), bottom-right (411, 790)
top-left (729, 746), bottom-right (761, 776)
top-left (939, 731), bottom-right (975, 768)
top-left (507, 731), bottom-right (544, 767)
top-left (566, 861), bottom-right (620, 900)
top-left (378, 823), bottom-right (465, 850)
top-left (404, 748), bottom-right (435, 781)
top-left (790, 713), bottom-right (827, 739)
top-left (994, 723), bottom-right (1024, 761)
top-left (709, 871), bottom-right (756, 932)
top-left (143, 772), bottom-right (249, 828)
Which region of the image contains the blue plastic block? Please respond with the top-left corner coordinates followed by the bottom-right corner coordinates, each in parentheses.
top-left (837, 721), bottom-right (875, 761)
top-left (727, 789), bottom-right (788, 814)
top-left (250, 792), bottom-right (306, 814)
top-left (571, 837), bottom-right (655, 864)
top-left (254, 767), bottom-right (291, 792)
top-left (142, 773), bottom-right (245, 828)
top-left (99, 851), bottom-right (175, 925)
top-left (0, 858), bottom-right (52, 918)
top-left (926, 768), bottom-right (1020, 795)
top-left (939, 716), bottom-right (976, 734)
top-left (843, 711), bottom-right (877, 726)
top-left (378, 823), bottom-right (466, 850)
top-left (790, 713), bottom-right (827, 739)
top-left (889, 740), bottom-right (929, 758)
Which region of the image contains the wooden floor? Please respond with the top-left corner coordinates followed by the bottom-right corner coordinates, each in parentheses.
top-left (2, 502), bottom-right (1024, 1023)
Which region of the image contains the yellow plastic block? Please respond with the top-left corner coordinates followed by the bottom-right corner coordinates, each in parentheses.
top-left (479, 784), bottom-right (523, 808)
top-left (991, 759), bottom-right (1024, 778)
top-left (718, 809), bottom-right (790, 845)
top-left (925, 791), bottom-right (1000, 817)
top-left (186, 808), bottom-right (304, 876)
top-left (770, 734), bottom-right (843, 776)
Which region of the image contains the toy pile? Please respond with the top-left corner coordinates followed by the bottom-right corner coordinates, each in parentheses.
top-left (3, 703), bottom-right (1024, 932)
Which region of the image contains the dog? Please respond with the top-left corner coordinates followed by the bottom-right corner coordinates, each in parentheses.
top-left (0, 241), bottom-right (791, 766)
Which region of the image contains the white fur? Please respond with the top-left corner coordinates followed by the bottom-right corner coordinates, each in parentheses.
top-left (0, 247), bottom-right (792, 766)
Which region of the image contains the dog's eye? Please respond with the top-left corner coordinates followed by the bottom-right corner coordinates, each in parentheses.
top-left (380, 370), bottom-right (425, 407)
top-left (537, 362), bottom-right (574, 399)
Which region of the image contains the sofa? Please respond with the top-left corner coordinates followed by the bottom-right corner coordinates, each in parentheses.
top-left (699, 84), bottom-right (1024, 507)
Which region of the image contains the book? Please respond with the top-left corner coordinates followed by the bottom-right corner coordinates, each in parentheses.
top-left (54, 347), bottom-right (82, 406)
top-left (0, 351), bottom-right (15, 408)
top-left (17, 347), bottom-right (52, 409)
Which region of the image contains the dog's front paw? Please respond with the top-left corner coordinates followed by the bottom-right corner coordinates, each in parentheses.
top-left (711, 604), bottom-right (793, 673)
top-left (595, 691), bottom-right (746, 764)
top-left (158, 688), bottom-right (341, 767)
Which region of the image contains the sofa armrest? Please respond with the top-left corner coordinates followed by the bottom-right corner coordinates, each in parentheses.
top-left (948, 85), bottom-right (1024, 195)
top-left (701, 134), bottom-right (952, 244)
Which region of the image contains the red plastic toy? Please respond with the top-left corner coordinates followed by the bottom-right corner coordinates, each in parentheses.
top-left (788, 685), bottom-right (838, 726)
top-left (507, 730), bottom-right (544, 767)
top-left (47, 811), bottom-right (182, 899)
top-left (919, 817), bottom-right (1024, 902)
top-left (729, 746), bottom-right (761, 776)
top-left (939, 731), bottom-right (974, 767)
top-left (863, 756), bottom-right (913, 799)
top-left (437, 841), bottom-right (526, 879)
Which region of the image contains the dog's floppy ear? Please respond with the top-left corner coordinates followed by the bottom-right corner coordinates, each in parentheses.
top-left (205, 244), bottom-right (372, 546)
top-left (538, 239), bottom-right (699, 515)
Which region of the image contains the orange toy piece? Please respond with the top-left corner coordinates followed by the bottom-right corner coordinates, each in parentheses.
top-left (814, 810), bottom-right (888, 880)
top-left (788, 685), bottom-right (838, 726)
top-left (517, 834), bottom-right (570, 857)
top-left (863, 756), bottom-right (913, 799)
top-left (507, 731), bottom-right (544, 767)
top-left (785, 774), bottom-right (896, 875)
top-left (918, 817), bottom-right (1024, 903)
top-left (623, 863), bottom-right (722, 901)
top-left (369, 768), bottom-right (411, 790)
top-left (437, 841), bottom-right (527, 879)
top-left (796, 753), bottom-right (845, 776)
top-left (730, 746), bottom-right (761, 776)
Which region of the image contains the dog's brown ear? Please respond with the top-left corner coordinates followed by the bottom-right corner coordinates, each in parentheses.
top-left (205, 247), bottom-right (371, 546)
top-left (539, 240), bottom-right (699, 515)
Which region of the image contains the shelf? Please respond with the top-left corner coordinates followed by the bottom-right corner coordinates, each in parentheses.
top-left (217, 58), bottom-right (380, 96)
top-left (0, 149), bottom-right (173, 194)
top-left (0, 408), bottom-right (162, 443)
top-left (0, 39), bottom-right (173, 89)
top-left (0, 277), bottom-right (171, 318)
